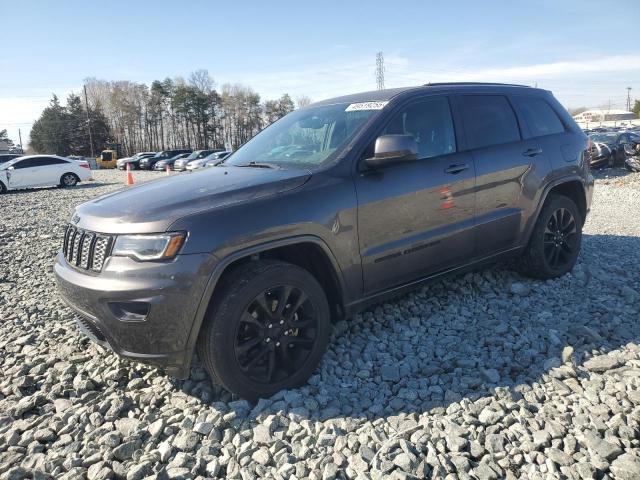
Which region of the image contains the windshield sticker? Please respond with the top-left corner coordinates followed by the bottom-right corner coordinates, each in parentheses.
top-left (345, 101), bottom-right (388, 112)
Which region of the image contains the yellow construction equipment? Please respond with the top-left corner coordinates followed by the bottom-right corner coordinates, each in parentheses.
top-left (97, 149), bottom-right (118, 169)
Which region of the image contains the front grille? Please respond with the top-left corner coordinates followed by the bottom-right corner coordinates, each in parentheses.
top-left (63, 225), bottom-right (113, 272)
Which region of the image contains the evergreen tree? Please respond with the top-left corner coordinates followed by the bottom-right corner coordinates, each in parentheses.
top-left (30, 94), bottom-right (111, 155)
top-left (30, 95), bottom-right (69, 155)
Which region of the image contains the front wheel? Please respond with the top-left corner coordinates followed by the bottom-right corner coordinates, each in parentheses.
top-left (60, 173), bottom-right (79, 187)
top-left (518, 194), bottom-right (583, 279)
top-left (197, 260), bottom-right (331, 400)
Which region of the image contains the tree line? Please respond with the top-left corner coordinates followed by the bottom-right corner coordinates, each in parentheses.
top-left (30, 69), bottom-right (309, 157)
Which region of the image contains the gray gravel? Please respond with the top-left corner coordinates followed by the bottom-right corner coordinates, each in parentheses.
top-left (1, 168), bottom-right (639, 479)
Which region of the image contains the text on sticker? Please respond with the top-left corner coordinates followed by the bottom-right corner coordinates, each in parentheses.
top-left (345, 101), bottom-right (388, 112)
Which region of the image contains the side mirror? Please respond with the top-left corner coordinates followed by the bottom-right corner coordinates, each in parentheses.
top-left (7, 166), bottom-right (14, 171)
top-left (364, 134), bottom-right (418, 168)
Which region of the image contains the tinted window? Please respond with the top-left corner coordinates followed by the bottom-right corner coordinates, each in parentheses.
top-left (101, 152), bottom-right (113, 161)
top-left (37, 157), bottom-right (68, 166)
top-left (381, 96), bottom-right (456, 159)
top-left (13, 158), bottom-right (39, 169)
top-left (459, 95), bottom-right (521, 149)
top-left (513, 96), bottom-right (565, 137)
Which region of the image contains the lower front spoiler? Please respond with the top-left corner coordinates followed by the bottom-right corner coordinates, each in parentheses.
top-left (60, 292), bottom-right (190, 378)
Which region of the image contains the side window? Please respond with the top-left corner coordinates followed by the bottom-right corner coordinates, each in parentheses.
top-left (381, 96), bottom-right (456, 159)
top-left (36, 157), bottom-right (67, 166)
top-left (513, 96), bottom-right (565, 137)
top-left (14, 159), bottom-right (36, 169)
top-left (48, 157), bottom-right (68, 165)
top-left (459, 95), bottom-right (521, 149)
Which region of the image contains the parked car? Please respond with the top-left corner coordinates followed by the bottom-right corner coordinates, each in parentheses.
top-left (187, 151), bottom-right (232, 171)
top-left (0, 155), bottom-right (91, 193)
top-left (0, 153), bottom-right (22, 164)
top-left (204, 151), bottom-right (232, 168)
top-left (154, 153), bottom-right (191, 171)
top-left (174, 149), bottom-right (225, 171)
top-left (589, 132), bottom-right (640, 168)
top-left (117, 152), bottom-right (156, 170)
top-left (55, 83), bottom-right (593, 400)
top-left (139, 149), bottom-right (192, 170)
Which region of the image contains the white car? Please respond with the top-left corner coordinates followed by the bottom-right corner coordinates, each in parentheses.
top-left (187, 151), bottom-right (231, 171)
top-left (0, 155), bottom-right (92, 193)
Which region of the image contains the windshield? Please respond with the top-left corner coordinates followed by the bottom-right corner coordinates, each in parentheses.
top-left (590, 134), bottom-right (615, 143)
top-left (224, 103), bottom-right (379, 169)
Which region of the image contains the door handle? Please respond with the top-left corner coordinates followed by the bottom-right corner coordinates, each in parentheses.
top-left (523, 147), bottom-right (543, 157)
top-left (444, 163), bottom-right (469, 174)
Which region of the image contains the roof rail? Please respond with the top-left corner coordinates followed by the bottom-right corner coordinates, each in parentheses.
top-left (424, 82), bottom-right (530, 88)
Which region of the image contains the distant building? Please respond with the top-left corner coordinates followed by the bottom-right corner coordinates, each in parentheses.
top-left (573, 109), bottom-right (636, 123)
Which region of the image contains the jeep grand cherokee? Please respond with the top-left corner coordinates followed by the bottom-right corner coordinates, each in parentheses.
top-left (55, 83), bottom-right (594, 399)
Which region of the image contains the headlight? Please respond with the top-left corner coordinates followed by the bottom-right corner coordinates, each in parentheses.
top-left (112, 232), bottom-right (186, 261)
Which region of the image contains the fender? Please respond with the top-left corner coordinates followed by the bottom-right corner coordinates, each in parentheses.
top-left (522, 174), bottom-right (588, 247)
top-left (179, 234), bottom-right (347, 371)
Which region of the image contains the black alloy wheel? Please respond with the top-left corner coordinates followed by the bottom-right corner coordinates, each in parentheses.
top-left (234, 285), bottom-right (318, 384)
top-left (518, 194), bottom-right (583, 279)
top-left (543, 207), bottom-right (578, 269)
top-left (197, 260), bottom-right (331, 400)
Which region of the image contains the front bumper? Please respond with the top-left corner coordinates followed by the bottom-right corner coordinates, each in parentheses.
top-left (54, 251), bottom-right (216, 377)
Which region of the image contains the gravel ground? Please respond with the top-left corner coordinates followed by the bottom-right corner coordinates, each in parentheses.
top-left (1, 168), bottom-right (639, 480)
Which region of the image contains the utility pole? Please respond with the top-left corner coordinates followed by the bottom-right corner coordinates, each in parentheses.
top-left (376, 51), bottom-right (385, 90)
top-left (627, 87), bottom-right (632, 111)
top-left (83, 85), bottom-right (95, 158)
top-left (18, 129), bottom-right (23, 154)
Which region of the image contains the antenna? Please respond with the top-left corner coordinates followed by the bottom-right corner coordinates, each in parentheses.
top-left (376, 51), bottom-right (385, 90)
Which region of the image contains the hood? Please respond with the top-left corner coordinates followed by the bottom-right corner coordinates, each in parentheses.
top-left (73, 166), bottom-right (311, 233)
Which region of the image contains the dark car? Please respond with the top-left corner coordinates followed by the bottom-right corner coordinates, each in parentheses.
top-left (139, 149), bottom-right (192, 170)
top-left (174, 149), bottom-right (226, 171)
top-left (0, 153), bottom-right (22, 164)
top-left (589, 132), bottom-right (640, 168)
top-left (154, 152), bottom-right (191, 171)
top-left (55, 83), bottom-right (594, 400)
top-left (117, 152), bottom-right (156, 170)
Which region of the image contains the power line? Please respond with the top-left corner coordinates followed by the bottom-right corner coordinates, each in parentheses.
top-left (375, 52), bottom-right (385, 91)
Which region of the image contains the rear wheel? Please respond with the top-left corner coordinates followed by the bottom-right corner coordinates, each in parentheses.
top-left (197, 260), bottom-right (331, 400)
top-left (60, 173), bottom-right (79, 187)
top-left (518, 194), bottom-right (582, 279)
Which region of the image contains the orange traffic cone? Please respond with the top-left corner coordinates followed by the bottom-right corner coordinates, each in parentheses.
top-left (126, 163), bottom-right (135, 186)
top-left (166, 164), bottom-right (171, 176)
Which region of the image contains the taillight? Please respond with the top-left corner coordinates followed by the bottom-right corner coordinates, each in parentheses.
top-left (80, 163), bottom-right (90, 169)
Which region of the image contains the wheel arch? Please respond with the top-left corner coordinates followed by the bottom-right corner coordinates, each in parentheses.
top-left (523, 176), bottom-right (587, 247)
top-left (180, 235), bottom-right (347, 375)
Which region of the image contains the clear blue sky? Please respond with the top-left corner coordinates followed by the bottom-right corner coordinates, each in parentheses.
top-left (2, 0), bottom-right (639, 143)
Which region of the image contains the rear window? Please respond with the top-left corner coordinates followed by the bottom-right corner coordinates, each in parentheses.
top-left (459, 95), bottom-right (521, 149)
top-left (513, 96), bottom-right (565, 137)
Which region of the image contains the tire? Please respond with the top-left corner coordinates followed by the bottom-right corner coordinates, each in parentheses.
top-left (0, 181), bottom-right (6, 194)
top-left (518, 194), bottom-right (583, 279)
top-left (197, 260), bottom-right (331, 400)
top-left (60, 173), bottom-right (79, 187)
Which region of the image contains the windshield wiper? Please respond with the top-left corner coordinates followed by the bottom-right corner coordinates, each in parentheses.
top-left (235, 161), bottom-right (280, 169)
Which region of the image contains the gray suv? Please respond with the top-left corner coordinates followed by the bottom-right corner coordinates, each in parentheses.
top-left (55, 83), bottom-right (594, 399)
